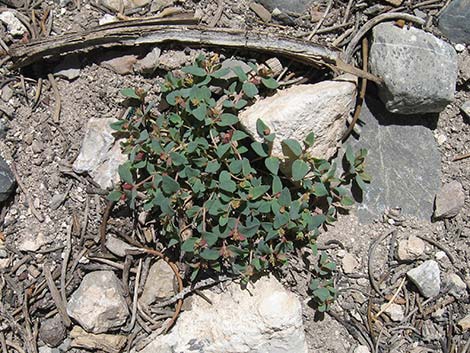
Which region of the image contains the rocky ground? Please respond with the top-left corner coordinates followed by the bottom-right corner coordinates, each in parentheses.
top-left (0, 0), bottom-right (470, 352)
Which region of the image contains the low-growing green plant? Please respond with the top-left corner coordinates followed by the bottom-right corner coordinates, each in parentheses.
top-left (109, 54), bottom-right (369, 310)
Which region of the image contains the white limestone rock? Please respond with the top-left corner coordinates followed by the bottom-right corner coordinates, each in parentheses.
top-left (136, 275), bottom-right (308, 353)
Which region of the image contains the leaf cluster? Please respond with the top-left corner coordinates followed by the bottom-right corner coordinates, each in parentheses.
top-left (109, 54), bottom-right (369, 309)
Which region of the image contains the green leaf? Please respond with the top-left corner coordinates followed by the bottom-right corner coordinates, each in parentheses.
top-left (242, 81), bottom-right (258, 98)
top-left (256, 119), bottom-right (270, 137)
top-left (272, 176), bottom-right (282, 194)
top-left (202, 232), bottom-right (218, 247)
top-left (200, 248), bottom-right (220, 261)
top-left (108, 190), bottom-right (123, 202)
top-left (355, 175), bottom-right (368, 191)
top-left (292, 160), bottom-right (310, 181)
top-left (192, 104), bottom-right (207, 121)
top-left (162, 175), bottom-right (180, 195)
top-left (261, 77), bottom-right (279, 89)
top-left (181, 237), bottom-right (198, 252)
top-left (265, 157), bottom-right (280, 175)
top-left (345, 145), bottom-right (355, 169)
top-left (120, 88), bottom-right (140, 99)
top-left (279, 188), bottom-right (292, 207)
top-left (182, 65), bottom-right (207, 77)
top-left (314, 287), bottom-right (331, 302)
top-left (235, 99), bottom-right (248, 110)
top-left (211, 68), bottom-right (230, 78)
top-left (304, 132), bottom-right (315, 148)
top-left (205, 160), bottom-right (221, 174)
top-left (219, 171), bottom-right (237, 193)
top-left (313, 183), bottom-right (329, 197)
top-left (251, 141), bottom-right (268, 157)
top-left (216, 143), bottom-right (231, 158)
top-left (232, 130), bottom-right (249, 141)
top-left (341, 196), bottom-right (354, 207)
top-left (250, 185), bottom-right (270, 200)
top-left (232, 66), bottom-right (248, 81)
top-left (218, 113), bottom-right (239, 127)
top-left (118, 164), bottom-right (133, 184)
top-left (282, 139), bottom-right (302, 157)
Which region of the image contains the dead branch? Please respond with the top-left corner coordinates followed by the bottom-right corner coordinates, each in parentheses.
top-left (8, 23), bottom-right (380, 82)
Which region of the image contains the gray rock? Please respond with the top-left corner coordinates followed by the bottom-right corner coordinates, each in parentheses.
top-left (354, 346), bottom-right (371, 353)
top-left (134, 47), bottom-right (161, 74)
top-left (100, 54), bottom-right (138, 75)
top-left (135, 275), bottom-right (308, 353)
top-left (240, 74), bottom-right (357, 161)
top-left (73, 118), bottom-right (127, 189)
top-left (370, 23), bottom-right (458, 114)
top-left (344, 97), bottom-right (441, 223)
top-left (407, 260), bottom-right (441, 298)
top-left (0, 11), bottom-right (26, 37)
top-left (139, 260), bottom-right (175, 307)
top-left (105, 235), bottom-right (138, 257)
top-left (438, 0), bottom-right (470, 44)
top-left (54, 55), bottom-right (81, 81)
top-left (461, 100), bottom-right (470, 118)
top-left (0, 157), bottom-right (15, 202)
top-left (397, 235), bottom-right (425, 261)
top-left (447, 273), bottom-right (467, 298)
top-left (380, 303), bottom-right (404, 322)
top-left (150, 0), bottom-right (174, 12)
top-left (434, 180), bottom-right (465, 219)
top-left (249, 2), bottom-right (272, 22)
top-left (341, 253), bottom-right (359, 274)
top-left (255, 0), bottom-right (312, 13)
top-left (39, 315), bottom-right (67, 347)
top-left (67, 271), bottom-right (129, 333)
top-left (100, 0), bottom-right (151, 12)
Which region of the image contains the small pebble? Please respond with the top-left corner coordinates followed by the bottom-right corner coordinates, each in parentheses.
top-left (455, 43), bottom-right (466, 52)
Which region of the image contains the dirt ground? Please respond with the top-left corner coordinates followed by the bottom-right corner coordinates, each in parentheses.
top-left (1, 0), bottom-right (469, 352)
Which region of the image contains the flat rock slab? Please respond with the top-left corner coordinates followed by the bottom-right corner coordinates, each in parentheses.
top-left (345, 97), bottom-right (441, 223)
top-left (438, 0), bottom-right (470, 44)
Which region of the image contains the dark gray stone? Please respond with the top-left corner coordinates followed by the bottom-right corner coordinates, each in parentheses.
top-left (343, 97), bottom-right (441, 223)
top-left (0, 157), bottom-right (15, 202)
top-left (39, 315), bottom-right (66, 347)
top-left (370, 23), bottom-right (458, 114)
top-left (255, 0), bottom-right (313, 13)
top-left (438, 0), bottom-right (470, 44)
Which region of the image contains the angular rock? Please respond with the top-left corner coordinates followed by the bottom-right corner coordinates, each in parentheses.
top-left (397, 235), bottom-right (425, 261)
top-left (370, 23), bottom-right (457, 114)
top-left (0, 157), bottom-right (15, 202)
top-left (54, 55), bottom-right (81, 81)
top-left (0, 11), bottom-right (26, 37)
top-left (39, 315), bottom-right (66, 347)
top-left (100, 54), bottom-right (138, 75)
top-left (136, 276), bottom-right (308, 353)
top-left (73, 118), bottom-right (126, 189)
top-left (139, 260), bottom-right (175, 307)
top-left (342, 253), bottom-right (359, 274)
top-left (105, 235), bottom-right (138, 257)
top-left (100, 0), bottom-right (151, 12)
top-left (438, 0), bottom-right (470, 44)
top-left (458, 315), bottom-right (470, 330)
top-left (255, 0), bottom-right (312, 13)
top-left (67, 271), bottom-right (129, 333)
top-left (134, 47), bottom-right (161, 74)
top-left (70, 326), bottom-right (127, 353)
top-left (354, 346), bottom-right (371, 353)
top-left (342, 97), bottom-right (441, 223)
top-left (250, 2), bottom-right (272, 22)
top-left (381, 303), bottom-right (404, 321)
top-left (448, 273), bottom-right (467, 298)
top-left (99, 14), bottom-right (118, 25)
top-left (407, 260), bottom-right (441, 298)
top-left (159, 50), bottom-right (192, 70)
top-left (150, 0), bottom-right (175, 12)
top-left (434, 181), bottom-right (465, 219)
top-left (17, 231), bottom-right (48, 252)
top-left (240, 75), bottom-right (356, 161)
top-left (461, 100), bottom-right (470, 119)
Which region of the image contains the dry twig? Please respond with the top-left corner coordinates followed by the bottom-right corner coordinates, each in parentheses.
top-left (43, 263), bottom-right (72, 327)
top-left (47, 73), bottom-right (61, 123)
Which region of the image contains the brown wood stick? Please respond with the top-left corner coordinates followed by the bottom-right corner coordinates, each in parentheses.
top-left (47, 73), bottom-right (61, 124)
top-left (43, 263), bottom-right (72, 327)
top-left (8, 24), bottom-right (379, 82)
top-left (10, 162), bottom-right (44, 222)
